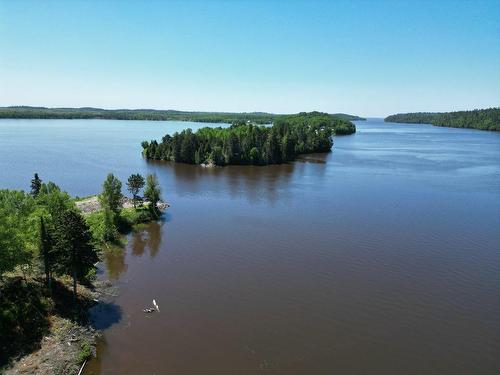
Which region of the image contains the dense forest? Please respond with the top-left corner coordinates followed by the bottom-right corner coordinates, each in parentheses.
top-left (0, 106), bottom-right (365, 123)
top-left (141, 112), bottom-right (356, 166)
top-left (384, 108), bottom-right (500, 131)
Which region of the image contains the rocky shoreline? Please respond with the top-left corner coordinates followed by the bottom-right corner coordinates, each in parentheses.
top-left (4, 277), bottom-right (117, 375)
top-left (75, 195), bottom-right (168, 214)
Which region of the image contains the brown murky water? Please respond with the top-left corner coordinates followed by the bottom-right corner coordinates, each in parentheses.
top-left (21, 119), bottom-right (494, 375)
top-left (2, 118), bottom-right (497, 375)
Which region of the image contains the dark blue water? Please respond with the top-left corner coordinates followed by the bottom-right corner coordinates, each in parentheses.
top-left (1, 118), bottom-right (499, 374)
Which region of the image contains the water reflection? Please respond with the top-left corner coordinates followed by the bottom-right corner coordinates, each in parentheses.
top-left (101, 221), bottom-right (166, 281)
top-left (148, 159), bottom-right (321, 204)
top-left (83, 337), bottom-right (108, 375)
top-left (296, 152), bottom-right (329, 164)
top-left (131, 230), bottom-right (147, 257)
top-left (131, 221), bottom-right (164, 258)
top-left (103, 247), bottom-right (128, 281)
top-left (146, 221), bottom-right (161, 258)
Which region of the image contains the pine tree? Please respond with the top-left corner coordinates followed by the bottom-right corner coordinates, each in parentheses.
top-left (52, 210), bottom-right (98, 304)
top-left (30, 173), bottom-right (42, 197)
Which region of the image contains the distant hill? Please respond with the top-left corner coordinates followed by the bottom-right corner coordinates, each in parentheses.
top-left (385, 108), bottom-right (500, 131)
top-left (331, 113), bottom-right (365, 121)
top-left (0, 106), bottom-right (275, 124)
top-left (0, 106), bottom-right (364, 124)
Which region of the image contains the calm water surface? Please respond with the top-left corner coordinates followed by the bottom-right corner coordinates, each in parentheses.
top-left (1, 118), bottom-right (499, 374)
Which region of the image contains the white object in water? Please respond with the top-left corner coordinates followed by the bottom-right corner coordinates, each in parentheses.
top-left (153, 299), bottom-right (160, 311)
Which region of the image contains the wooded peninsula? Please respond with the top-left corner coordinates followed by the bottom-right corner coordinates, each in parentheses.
top-left (1, 172), bottom-right (163, 373)
top-left (384, 108), bottom-right (500, 131)
top-left (141, 112), bottom-right (356, 166)
top-left (0, 106), bottom-right (365, 123)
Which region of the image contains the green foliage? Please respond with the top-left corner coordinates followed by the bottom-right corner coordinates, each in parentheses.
top-left (126, 173), bottom-right (145, 208)
top-left (77, 340), bottom-right (93, 364)
top-left (86, 208), bottom-right (120, 244)
top-left (119, 206), bottom-right (154, 226)
top-left (39, 216), bottom-right (54, 287)
top-left (144, 174), bottom-right (161, 216)
top-left (0, 190), bottom-right (36, 275)
top-left (0, 106), bottom-right (365, 123)
top-left (86, 205), bottom-right (154, 245)
top-left (0, 277), bottom-right (51, 366)
top-left (99, 173), bottom-right (122, 213)
top-left (30, 173), bottom-right (42, 197)
top-left (0, 178), bottom-right (79, 279)
top-left (330, 113), bottom-right (366, 121)
top-left (51, 210), bottom-right (98, 299)
top-left (0, 106), bottom-right (275, 123)
top-left (85, 211), bottom-right (107, 243)
top-left (102, 208), bottom-right (119, 242)
top-left (85, 267), bottom-right (97, 281)
top-left (142, 112), bottom-right (356, 166)
top-left (36, 182), bottom-right (75, 219)
top-left (1, 173), bottom-right (158, 285)
top-left (385, 108), bottom-right (500, 131)
top-left (0, 173), bottom-right (158, 367)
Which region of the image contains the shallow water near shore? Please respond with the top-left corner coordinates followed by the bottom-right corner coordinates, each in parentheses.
top-left (1, 118), bottom-right (499, 374)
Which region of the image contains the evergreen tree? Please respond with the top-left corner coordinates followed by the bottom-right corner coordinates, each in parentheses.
top-left (30, 173), bottom-right (42, 197)
top-left (52, 210), bottom-right (98, 304)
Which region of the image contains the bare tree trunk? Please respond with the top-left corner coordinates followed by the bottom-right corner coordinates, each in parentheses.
top-left (44, 262), bottom-right (50, 286)
top-left (48, 272), bottom-right (52, 295)
top-left (73, 268), bottom-right (77, 306)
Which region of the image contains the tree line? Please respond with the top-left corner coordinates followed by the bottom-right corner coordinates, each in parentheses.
top-left (1, 172), bottom-right (162, 298)
top-left (141, 112), bottom-right (356, 166)
top-left (0, 106), bottom-right (365, 123)
top-left (384, 108), bottom-right (500, 131)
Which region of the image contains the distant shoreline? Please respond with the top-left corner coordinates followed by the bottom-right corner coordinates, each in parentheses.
top-left (384, 108), bottom-right (499, 132)
top-left (0, 106), bottom-right (366, 123)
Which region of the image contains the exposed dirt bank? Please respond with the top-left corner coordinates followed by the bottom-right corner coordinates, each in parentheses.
top-left (3, 277), bottom-right (116, 375)
top-left (75, 196), bottom-right (168, 214)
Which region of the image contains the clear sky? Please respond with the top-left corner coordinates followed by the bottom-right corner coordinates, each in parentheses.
top-left (0, 0), bottom-right (499, 117)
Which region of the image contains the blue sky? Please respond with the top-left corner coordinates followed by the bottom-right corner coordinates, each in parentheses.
top-left (0, 0), bottom-right (499, 117)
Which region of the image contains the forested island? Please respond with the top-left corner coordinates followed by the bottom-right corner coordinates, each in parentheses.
top-left (385, 108), bottom-right (500, 131)
top-left (141, 112), bottom-right (356, 166)
top-left (0, 106), bottom-right (365, 123)
top-left (0, 172), bottom-right (163, 374)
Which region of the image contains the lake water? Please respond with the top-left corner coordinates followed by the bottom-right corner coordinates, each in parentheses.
top-left (1, 118), bottom-right (499, 374)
